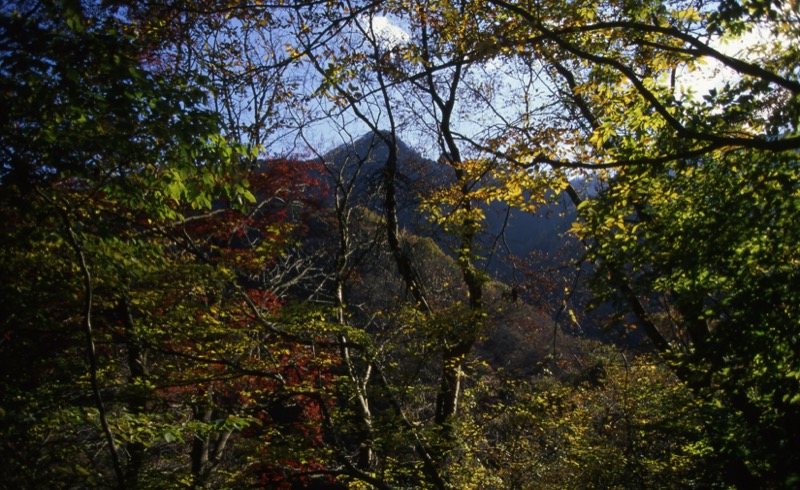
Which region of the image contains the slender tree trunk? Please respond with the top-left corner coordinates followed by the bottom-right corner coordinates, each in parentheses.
top-left (331, 168), bottom-right (376, 470)
top-left (190, 406), bottom-right (214, 488)
top-left (434, 207), bottom-right (483, 431)
top-left (62, 215), bottom-right (125, 489)
top-left (121, 297), bottom-right (148, 488)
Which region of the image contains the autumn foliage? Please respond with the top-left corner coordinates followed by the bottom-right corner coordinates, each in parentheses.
top-left (3, 0), bottom-right (800, 489)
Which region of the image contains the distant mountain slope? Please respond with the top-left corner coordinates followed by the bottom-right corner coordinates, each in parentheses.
top-left (319, 131), bottom-right (582, 279)
top-left (320, 131), bottom-right (452, 231)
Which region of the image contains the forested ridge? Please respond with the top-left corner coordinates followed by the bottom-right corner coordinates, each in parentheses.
top-left (1, 0), bottom-right (799, 488)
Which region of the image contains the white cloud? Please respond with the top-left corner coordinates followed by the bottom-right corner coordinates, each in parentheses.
top-left (359, 15), bottom-right (410, 49)
top-left (677, 25), bottom-right (787, 99)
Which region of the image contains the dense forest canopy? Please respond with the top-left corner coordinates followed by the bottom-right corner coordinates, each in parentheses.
top-left (1, 0), bottom-right (799, 488)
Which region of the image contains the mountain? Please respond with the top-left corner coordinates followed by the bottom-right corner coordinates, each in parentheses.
top-left (319, 131), bottom-right (581, 279)
top-left (319, 131), bottom-right (453, 232)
